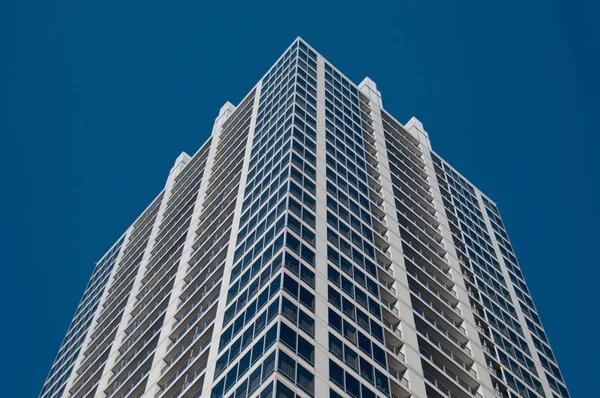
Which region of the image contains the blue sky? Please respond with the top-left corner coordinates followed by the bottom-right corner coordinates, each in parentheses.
top-left (3, 0), bottom-right (597, 396)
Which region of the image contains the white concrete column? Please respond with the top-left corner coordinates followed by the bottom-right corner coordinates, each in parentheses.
top-left (92, 152), bottom-right (189, 397)
top-left (311, 51), bottom-right (332, 398)
top-left (359, 77), bottom-right (427, 398)
top-left (142, 100), bottom-right (240, 396)
top-left (477, 191), bottom-right (554, 398)
top-left (410, 118), bottom-right (496, 398)
top-left (60, 229), bottom-right (132, 398)
top-left (191, 87), bottom-right (262, 398)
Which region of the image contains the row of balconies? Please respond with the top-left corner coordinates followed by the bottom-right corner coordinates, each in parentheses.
top-left (173, 273), bottom-right (222, 328)
top-left (131, 268), bottom-right (177, 320)
top-left (387, 150), bottom-right (430, 193)
top-left (125, 198), bottom-right (162, 252)
top-left (78, 315), bottom-right (122, 377)
top-left (381, 115), bottom-right (423, 158)
top-left (407, 267), bottom-right (458, 313)
top-left (171, 279), bottom-right (221, 337)
top-left (383, 131), bottom-right (427, 173)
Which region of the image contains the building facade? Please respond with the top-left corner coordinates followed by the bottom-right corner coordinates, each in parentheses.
top-left (40, 38), bottom-right (569, 398)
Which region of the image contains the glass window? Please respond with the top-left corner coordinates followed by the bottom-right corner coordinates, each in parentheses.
top-left (215, 353), bottom-right (228, 377)
top-left (358, 332), bottom-right (372, 356)
top-left (342, 277), bottom-right (354, 296)
top-left (220, 326), bottom-right (232, 348)
top-left (263, 352), bottom-right (276, 381)
top-left (284, 274), bottom-right (298, 296)
top-left (298, 335), bottom-right (314, 364)
top-left (278, 351), bottom-right (296, 381)
top-left (373, 343), bottom-right (386, 367)
top-left (301, 245), bottom-right (315, 264)
top-left (297, 364), bottom-right (315, 395)
top-left (330, 334), bottom-right (343, 358)
top-left (276, 381), bottom-right (295, 398)
top-left (248, 367), bottom-right (262, 395)
top-left (329, 309), bottom-right (342, 332)
top-left (242, 325), bottom-right (254, 348)
top-left (344, 346), bottom-right (359, 370)
top-left (238, 351), bottom-right (251, 378)
top-left (299, 310), bottom-right (314, 336)
top-left (251, 338), bottom-right (264, 364)
top-left (285, 254), bottom-right (300, 275)
top-left (282, 296), bottom-right (297, 322)
top-left (330, 389), bottom-right (343, 398)
top-left (224, 363), bottom-right (238, 392)
top-left (265, 324), bottom-right (278, 349)
top-left (236, 380), bottom-right (248, 398)
top-left (370, 321), bottom-right (383, 342)
top-left (344, 320), bottom-right (357, 344)
top-left (256, 290), bottom-right (269, 308)
top-left (360, 357), bottom-right (374, 383)
top-left (268, 300), bottom-right (279, 322)
top-left (375, 369), bottom-right (389, 395)
top-left (230, 337), bottom-right (242, 358)
top-left (329, 286), bottom-right (341, 308)
top-left (328, 266), bottom-right (341, 284)
top-left (299, 286), bottom-right (315, 310)
top-left (343, 297), bottom-right (355, 319)
top-left (211, 378), bottom-right (224, 398)
top-left (329, 360), bottom-right (345, 388)
top-left (361, 385), bottom-right (376, 398)
top-left (300, 266), bottom-right (315, 287)
top-left (280, 323), bottom-right (297, 350)
top-left (345, 373), bottom-right (360, 398)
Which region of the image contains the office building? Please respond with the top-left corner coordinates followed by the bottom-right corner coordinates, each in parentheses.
top-left (40, 38), bottom-right (569, 398)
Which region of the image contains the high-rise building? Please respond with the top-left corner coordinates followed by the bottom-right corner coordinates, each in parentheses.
top-left (40, 38), bottom-right (569, 398)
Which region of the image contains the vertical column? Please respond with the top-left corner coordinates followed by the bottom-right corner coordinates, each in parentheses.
top-left (312, 53), bottom-right (330, 397)
top-left (92, 153), bottom-right (187, 397)
top-left (477, 192), bottom-right (554, 398)
top-left (407, 117), bottom-right (495, 397)
top-left (199, 87), bottom-right (262, 396)
top-left (358, 78), bottom-right (427, 398)
top-left (143, 101), bottom-right (238, 396)
top-left (60, 230), bottom-right (132, 398)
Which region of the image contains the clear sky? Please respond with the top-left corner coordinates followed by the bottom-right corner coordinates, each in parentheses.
top-left (3, 0), bottom-right (597, 396)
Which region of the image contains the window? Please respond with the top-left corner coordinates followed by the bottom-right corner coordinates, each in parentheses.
top-left (344, 346), bottom-right (358, 371)
top-left (281, 323), bottom-right (297, 350)
top-left (224, 364), bottom-right (238, 391)
top-left (329, 286), bottom-right (341, 308)
top-left (278, 351), bottom-right (296, 381)
top-left (278, 350), bottom-right (315, 396)
top-left (297, 365), bottom-right (315, 395)
top-left (329, 309), bottom-right (342, 332)
top-left (330, 389), bottom-right (343, 398)
top-left (330, 360), bottom-right (345, 388)
top-left (375, 369), bottom-right (389, 395)
top-left (330, 334), bottom-right (343, 359)
top-left (282, 296), bottom-right (297, 322)
top-left (299, 310), bottom-right (315, 336)
top-left (276, 381), bottom-right (295, 398)
top-left (298, 335), bottom-right (314, 364)
top-left (343, 320), bottom-right (357, 344)
top-left (236, 380), bottom-right (248, 398)
top-left (360, 357), bottom-right (374, 383)
top-left (249, 367), bottom-right (262, 395)
top-left (283, 274), bottom-right (298, 296)
top-left (358, 331), bottom-right (372, 356)
top-left (299, 286), bottom-right (315, 310)
top-left (361, 385), bottom-right (376, 398)
top-left (260, 382), bottom-right (274, 398)
top-left (345, 373), bottom-right (360, 398)
top-left (263, 352), bottom-right (276, 380)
